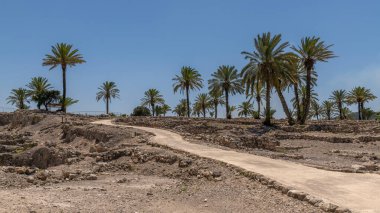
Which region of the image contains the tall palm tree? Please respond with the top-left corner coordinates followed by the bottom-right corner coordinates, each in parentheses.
top-left (7, 88), bottom-right (29, 109)
top-left (347, 86), bottom-right (377, 120)
top-left (96, 81), bottom-right (120, 114)
top-left (173, 66), bottom-right (203, 117)
top-left (292, 37), bottom-right (335, 124)
top-left (141, 89), bottom-right (165, 116)
top-left (330, 89), bottom-right (347, 120)
top-left (228, 105), bottom-right (237, 118)
top-left (322, 100), bottom-right (334, 120)
top-left (209, 89), bottom-right (225, 119)
top-left (238, 101), bottom-right (254, 117)
top-left (42, 43), bottom-right (86, 113)
top-left (241, 66), bottom-right (265, 119)
top-left (311, 101), bottom-right (322, 120)
top-left (192, 102), bottom-right (202, 117)
top-left (242, 32), bottom-right (294, 125)
top-left (26, 77), bottom-right (52, 109)
top-left (209, 65), bottom-right (243, 119)
top-left (194, 93), bottom-right (211, 118)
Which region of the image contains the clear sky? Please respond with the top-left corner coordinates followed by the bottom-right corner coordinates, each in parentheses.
top-left (1, 0), bottom-right (380, 117)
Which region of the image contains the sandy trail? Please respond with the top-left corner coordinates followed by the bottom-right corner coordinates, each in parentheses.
top-left (94, 120), bottom-right (380, 213)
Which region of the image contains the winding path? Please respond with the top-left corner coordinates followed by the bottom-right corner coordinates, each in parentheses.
top-left (93, 120), bottom-right (380, 213)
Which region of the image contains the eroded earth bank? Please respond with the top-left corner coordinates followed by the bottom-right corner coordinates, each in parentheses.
top-left (0, 111), bottom-right (323, 213)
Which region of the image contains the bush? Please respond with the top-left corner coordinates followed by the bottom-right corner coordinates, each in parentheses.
top-left (131, 106), bottom-right (151, 116)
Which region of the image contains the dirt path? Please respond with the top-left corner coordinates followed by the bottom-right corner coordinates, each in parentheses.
top-left (94, 120), bottom-right (380, 213)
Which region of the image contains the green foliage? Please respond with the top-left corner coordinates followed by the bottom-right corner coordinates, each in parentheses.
top-left (173, 66), bottom-right (203, 117)
top-left (26, 77), bottom-right (52, 109)
top-left (330, 89), bottom-right (348, 120)
top-left (173, 99), bottom-right (188, 117)
top-left (237, 101), bottom-right (254, 117)
top-left (209, 65), bottom-right (243, 119)
top-left (96, 81), bottom-right (120, 114)
top-left (141, 88), bottom-right (165, 116)
top-left (7, 88), bottom-right (30, 109)
top-left (131, 106), bottom-right (151, 116)
top-left (42, 43), bottom-right (85, 112)
top-left (194, 93), bottom-right (211, 118)
top-left (322, 100), bottom-right (334, 120)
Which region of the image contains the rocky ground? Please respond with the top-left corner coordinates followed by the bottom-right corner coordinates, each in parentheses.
top-left (0, 111), bottom-right (322, 212)
top-left (116, 116), bottom-right (380, 174)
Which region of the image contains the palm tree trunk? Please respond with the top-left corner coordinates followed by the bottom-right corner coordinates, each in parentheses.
top-left (358, 102), bottom-right (361, 120)
top-left (225, 89), bottom-right (229, 119)
top-left (275, 86), bottom-right (295, 125)
top-left (301, 68), bottom-right (312, 124)
top-left (202, 106), bottom-right (206, 118)
top-left (106, 98), bottom-right (109, 114)
top-left (293, 83), bottom-right (301, 122)
top-left (256, 97), bottom-right (261, 119)
top-left (214, 103), bottom-right (218, 119)
top-left (264, 79), bottom-right (271, 126)
top-left (61, 64), bottom-right (67, 113)
top-left (360, 102), bottom-right (364, 120)
top-left (151, 104), bottom-right (155, 116)
top-left (186, 87), bottom-right (190, 117)
top-left (339, 102), bottom-right (343, 120)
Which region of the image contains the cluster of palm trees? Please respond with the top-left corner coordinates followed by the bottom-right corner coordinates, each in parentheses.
top-left (7, 76), bottom-right (78, 111)
top-left (310, 87), bottom-right (377, 120)
top-left (5, 34), bottom-right (379, 124)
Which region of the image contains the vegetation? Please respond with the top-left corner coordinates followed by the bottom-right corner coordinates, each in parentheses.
top-left (26, 77), bottom-right (52, 109)
top-left (141, 89), bottom-right (165, 116)
top-left (242, 32), bottom-right (295, 125)
top-left (209, 65), bottom-right (243, 119)
top-left (330, 89), bottom-right (348, 120)
top-left (322, 101), bottom-right (334, 120)
top-left (96, 81), bottom-right (120, 114)
top-left (155, 104), bottom-right (171, 116)
top-left (292, 37), bottom-right (335, 124)
top-left (7, 88), bottom-right (30, 109)
top-left (173, 66), bottom-right (203, 117)
top-left (194, 93), bottom-right (211, 118)
top-left (173, 99), bottom-right (188, 117)
top-left (209, 89), bottom-right (224, 118)
top-left (238, 101), bottom-right (254, 117)
top-left (347, 86), bottom-right (377, 120)
top-left (42, 43), bottom-right (86, 113)
top-left (131, 106), bottom-right (151, 116)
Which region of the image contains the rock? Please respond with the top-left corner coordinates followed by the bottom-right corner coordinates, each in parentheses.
top-left (318, 202), bottom-right (338, 212)
top-left (362, 162), bottom-right (379, 171)
top-left (86, 174), bottom-right (97, 180)
top-left (89, 146), bottom-right (97, 153)
top-left (26, 176), bottom-right (35, 183)
top-left (147, 192), bottom-right (153, 196)
top-left (178, 158), bottom-right (193, 168)
top-left (35, 170), bottom-right (48, 181)
top-left (287, 190), bottom-right (306, 200)
top-left (304, 195), bottom-right (322, 205)
top-left (335, 207), bottom-right (352, 213)
top-left (211, 171), bottom-right (222, 178)
top-left (116, 178), bottom-right (128, 183)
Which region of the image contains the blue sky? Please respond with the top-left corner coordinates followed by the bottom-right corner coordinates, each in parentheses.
top-left (1, 0), bottom-right (380, 117)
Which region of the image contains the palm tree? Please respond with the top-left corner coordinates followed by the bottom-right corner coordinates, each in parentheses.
top-left (241, 66), bottom-right (265, 119)
top-left (62, 97), bottom-right (79, 110)
top-left (347, 86), bottom-right (377, 120)
top-left (96, 81), bottom-right (120, 114)
top-left (242, 32), bottom-right (294, 125)
top-left (209, 65), bottom-right (243, 119)
top-left (160, 104), bottom-right (171, 116)
top-left (194, 93), bottom-right (211, 118)
top-left (322, 100), bottom-right (334, 120)
top-left (311, 101), bottom-right (322, 120)
top-left (228, 105), bottom-right (237, 118)
top-left (209, 89), bottom-right (225, 119)
top-left (173, 66), bottom-right (203, 117)
top-left (330, 89), bottom-right (347, 120)
top-left (192, 102), bottom-right (202, 117)
top-left (26, 77), bottom-right (52, 109)
top-left (141, 89), bottom-right (165, 116)
top-left (173, 99), bottom-right (188, 117)
top-left (292, 37), bottom-right (335, 124)
top-left (291, 86), bottom-right (319, 118)
top-left (238, 101), bottom-right (254, 117)
top-left (7, 88), bottom-right (29, 109)
top-left (42, 43), bottom-right (86, 113)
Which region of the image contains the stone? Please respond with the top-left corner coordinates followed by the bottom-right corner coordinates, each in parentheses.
top-left (86, 174), bottom-right (97, 180)
top-left (211, 171), bottom-right (222, 178)
top-left (35, 170), bottom-right (48, 181)
top-left (318, 202), bottom-right (338, 212)
top-left (178, 158), bottom-right (193, 168)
